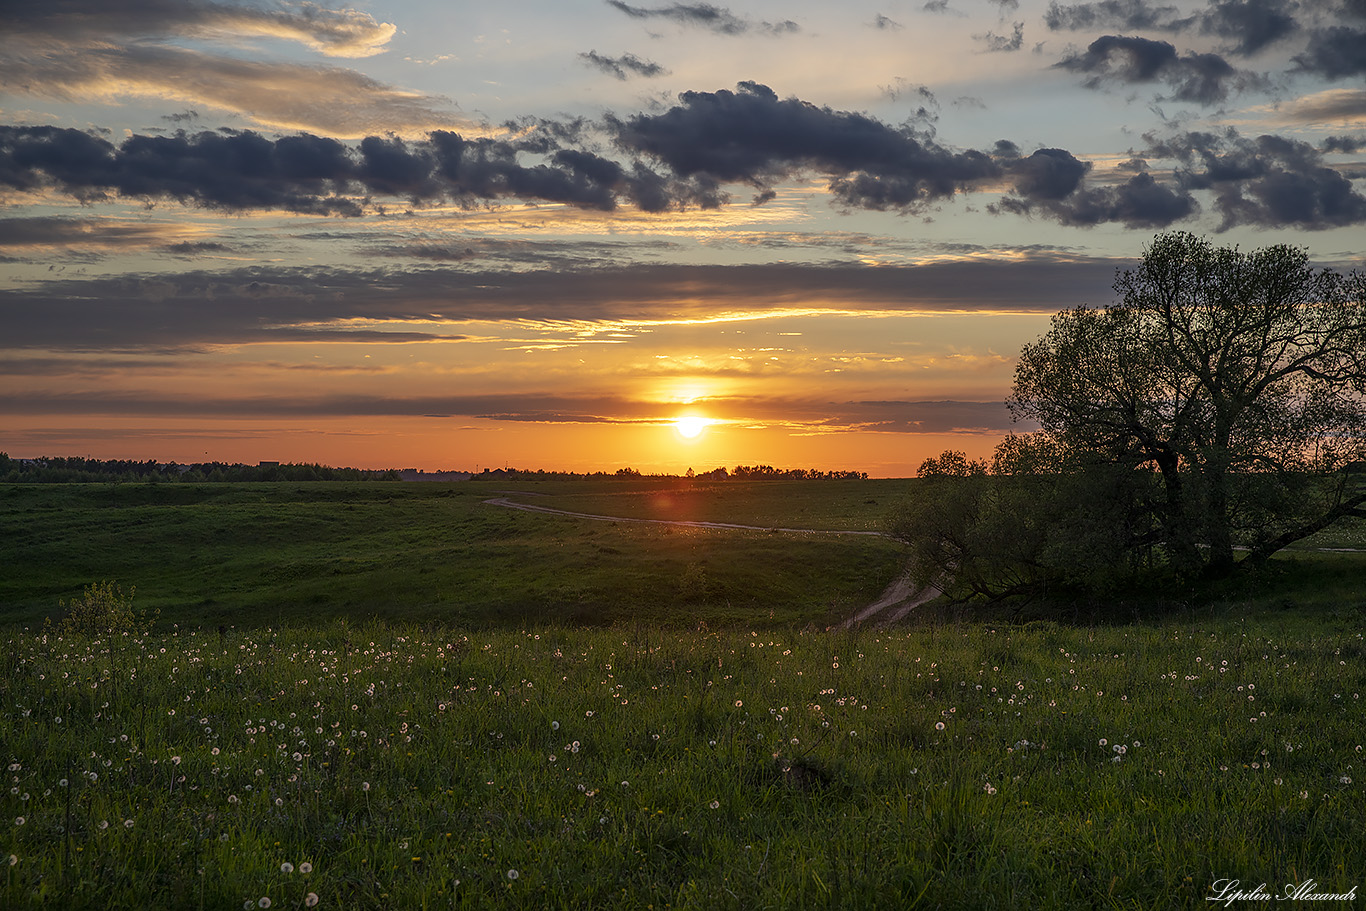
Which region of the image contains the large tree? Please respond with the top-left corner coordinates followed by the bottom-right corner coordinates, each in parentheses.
top-left (1010, 231), bottom-right (1366, 580)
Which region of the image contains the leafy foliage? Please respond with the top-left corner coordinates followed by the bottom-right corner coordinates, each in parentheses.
top-left (898, 233), bottom-right (1366, 601)
top-left (1011, 231), bottom-right (1366, 579)
top-left (894, 446), bottom-right (1156, 601)
top-left (52, 581), bottom-right (154, 638)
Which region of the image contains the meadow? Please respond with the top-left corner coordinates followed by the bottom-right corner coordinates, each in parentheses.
top-left (0, 479), bottom-right (907, 630)
top-left (4, 617), bottom-right (1365, 910)
top-left (3, 478), bottom-right (1366, 908)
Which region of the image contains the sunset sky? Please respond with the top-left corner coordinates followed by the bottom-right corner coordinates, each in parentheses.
top-left (2, 0), bottom-right (1363, 476)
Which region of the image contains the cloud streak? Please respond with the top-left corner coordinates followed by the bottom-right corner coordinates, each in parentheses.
top-left (0, 257), bottom-right (1120, 352)
top-left (0, 387), bottom-right (1020, 435)
top-left (0, 0), bottom-right (458, 136)
top-left (604, 1), bottom-right (799, 35)
top-left (0, 45), bottom-right (458, 137)
top-left (4, 0), bottom-right (398, 57)
top-left (579, 51), bottom-right (668, 80)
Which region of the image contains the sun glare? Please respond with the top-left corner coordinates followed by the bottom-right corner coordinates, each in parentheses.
top-left (674, 416), bottom-right (710, 439)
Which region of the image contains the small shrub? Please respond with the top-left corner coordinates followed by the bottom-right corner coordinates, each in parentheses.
top-left (53, 580), bottom-right (154, 637)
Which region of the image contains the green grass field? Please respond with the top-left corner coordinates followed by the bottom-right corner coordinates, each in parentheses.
top-left (3, 478), bottom-right (1365, 908)
top-left (0, 479), bottom-right (906, 630)
top-left (4, 618), bottom-right (1364, 910)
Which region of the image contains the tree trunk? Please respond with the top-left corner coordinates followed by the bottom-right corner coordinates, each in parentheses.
top-left (1153, 449), bottom-right (1204, 578)
top-left (1203, 450), bottom-right (1235, 579)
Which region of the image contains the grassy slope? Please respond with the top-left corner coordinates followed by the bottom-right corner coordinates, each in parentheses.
top-left (0, 480), bottom-right (905, 630)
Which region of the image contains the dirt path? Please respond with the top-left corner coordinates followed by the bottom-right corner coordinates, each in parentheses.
top-left (483, 494), bottom-right (924, 626)
top-left (839, 571), bottom-right (940, 629)
top-left (483, 496), bottom-right (889, 537)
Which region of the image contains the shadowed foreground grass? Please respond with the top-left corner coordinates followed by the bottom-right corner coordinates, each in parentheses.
top-left (4, 615), bottom-right (1364, 910)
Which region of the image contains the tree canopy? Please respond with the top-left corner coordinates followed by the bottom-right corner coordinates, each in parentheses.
top-left (896, 232), bottom-right (1366, 600)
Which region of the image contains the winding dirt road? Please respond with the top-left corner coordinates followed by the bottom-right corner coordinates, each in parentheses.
top-left (483, 495), bottom-right (930, 626)
top-left (483, 496), bottom-right (891, 537)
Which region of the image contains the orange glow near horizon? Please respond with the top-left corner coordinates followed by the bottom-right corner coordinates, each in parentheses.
top-left (0, 414), bottom-right (1007, 478)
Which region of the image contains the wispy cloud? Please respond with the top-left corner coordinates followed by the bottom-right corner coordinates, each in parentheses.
top-left (0, 0), bottom-right (457, 136)
top-left (604, 1), bottom-right (799, 36)
top-left (5, 0), bottom-right (398, 57)
top-left (0, 46), bottom-right (460, 137)
top-left (579, 50), bottom-right (669, 80)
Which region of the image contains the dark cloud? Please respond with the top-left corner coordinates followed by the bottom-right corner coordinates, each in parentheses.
top-left (0, 257), bottom-right (1120, 352)
top-left (1045, 0), bottom-right (1297, 56)
top-left (1146, 128), bottom-right (1366, 228)
top-left (977, 22), bottom-right (1025, 52)
top-left (1001, 147), bottom-right (1092, 199)
top-left (1197, 0), bottom-right (1300, 55)
top-left (0, 125), bottom-right (713, 215)
top-left (604, 1), bottom-right (798, 35)
top-left (1055, 35), bottom-right (1261, 103)
top-left (922, 0), bottom-right (951, 11)
top-left (872, 14), bottom-right (903, 29)
top-left (1322, 135), bottom-right (1366, 153)
top-left (0, 125), bottom-right (365, 214)
top-left (989, 141), bottom-right (1199, 227)
top-left (1294, 26), bottom-right (1366, 79)
top-left (4, 78), bottom-right (1356, 232)
top-left (610, 82), bottom-right (999, 211)
top-left (1045, 0), bottom-right (1184, 32)
top-left (163, 241), bottom-right (231, 255)
top-left (995, 171), bottom-right (1198, 227)
top-left (579, 51), bottom-right (668, 80)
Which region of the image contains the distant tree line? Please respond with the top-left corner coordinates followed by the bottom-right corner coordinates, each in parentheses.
top-left (0, 455), bottom-right (868, 483)
top-left (611, 465), bottom-right (868, 480)
top-left (0, 454), bottom-right (399, 483)
top-left (725, 465), bottom-right (868, 480)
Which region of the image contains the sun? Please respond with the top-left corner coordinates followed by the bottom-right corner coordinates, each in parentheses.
top-left (674, 415), bottom-right (710, 439)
